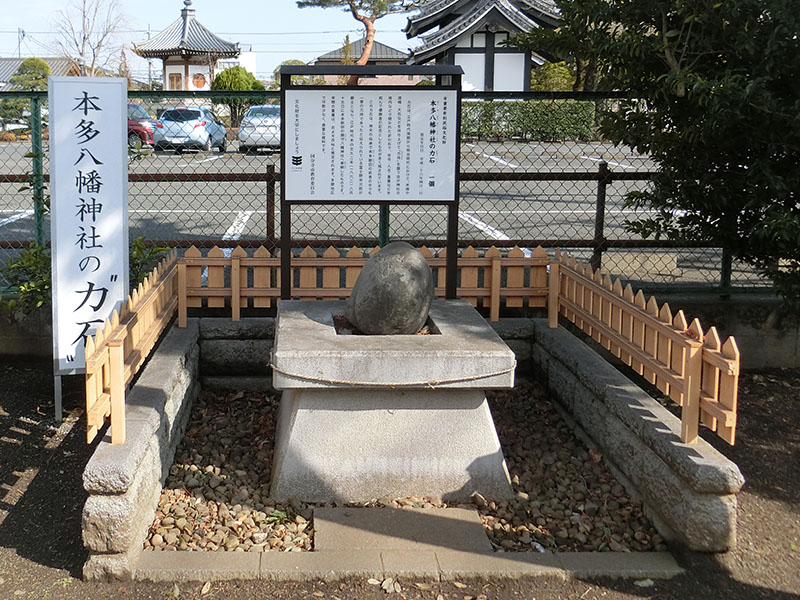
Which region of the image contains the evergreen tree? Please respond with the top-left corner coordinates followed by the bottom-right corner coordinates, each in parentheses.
top-left (0, 58), bottom-right (51, 129)
top-left (514, 0), bottom-right (800, 302)
top-left (338, 35), bottom-right (355, 86)
top-left (296, 1), bottom-right (417, 83)
top-left (210, 65), bottom-right (266, 126)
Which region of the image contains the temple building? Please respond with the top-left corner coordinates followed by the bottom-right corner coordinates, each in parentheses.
top-left (133, 0), bottom-right (251, 91)
top-left (405, 0), bottom-right (560, 91)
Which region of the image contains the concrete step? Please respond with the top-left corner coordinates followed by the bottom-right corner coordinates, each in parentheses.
top-left (314, 507), bottom-right (492, 552)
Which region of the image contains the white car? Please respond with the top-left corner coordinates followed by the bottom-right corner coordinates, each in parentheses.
top-left (238, 104), bottom-right (280, 153)
top-left (154, 107), bottom-right (227, 153)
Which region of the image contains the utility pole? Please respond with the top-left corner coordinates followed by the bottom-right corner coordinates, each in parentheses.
top-left (17, 28), bottom-right (24, 58)
top-left (147, 24), bottom-right (153, 90)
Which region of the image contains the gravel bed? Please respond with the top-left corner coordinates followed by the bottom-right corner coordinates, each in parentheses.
top-left (482, 380), bottom-right (664, 552)
top-left (145, 381), bottom-right (663, 553)
top-left (145, 391), bottom-right (313, 553)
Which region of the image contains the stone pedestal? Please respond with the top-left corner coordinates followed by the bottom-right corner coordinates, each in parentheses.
top-left (269, 299), bottom-right (516, 502)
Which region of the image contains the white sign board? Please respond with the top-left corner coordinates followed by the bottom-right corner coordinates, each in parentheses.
top-left (284, 89), bottom-right (458, 202)
top-left (49, 77), bottom-right (128, 374)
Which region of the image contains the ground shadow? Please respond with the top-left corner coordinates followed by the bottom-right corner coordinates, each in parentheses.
top-left (0, 359), bottom-right (94, 576)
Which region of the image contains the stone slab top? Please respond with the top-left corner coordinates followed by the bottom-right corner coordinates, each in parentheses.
top-left (271, 299), bottom-right (515, 390)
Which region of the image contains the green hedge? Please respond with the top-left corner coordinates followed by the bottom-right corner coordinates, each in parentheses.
top-left (461, 99), bottom-right (596, 141)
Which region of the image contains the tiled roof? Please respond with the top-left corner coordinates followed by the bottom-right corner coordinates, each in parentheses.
top-left (408, 0), bottom-right (540, 63)
top-left (518, 0), bottom-right (560, 21)
top-left (0, 56), bottom-right (76, 89)
top-left (133, 0), bottom-right (239, 58)
top-left (406, 0), bottom-right (559, 37)
top-left (315, 38), bottom-right (409, 63)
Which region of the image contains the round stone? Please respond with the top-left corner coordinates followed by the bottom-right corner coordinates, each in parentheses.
top-left (345, 241), bottom-right (434, 335)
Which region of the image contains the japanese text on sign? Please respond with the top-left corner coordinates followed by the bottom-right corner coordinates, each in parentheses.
top-left (49, 78), bottom-right (128, 374)
top-left (284, 89), bottom-right (457, 202)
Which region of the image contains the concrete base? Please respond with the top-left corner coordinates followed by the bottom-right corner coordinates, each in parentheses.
top-left (270, 388), bottom-right (513, 503)
top-left (270, 299), bottom-right (516, 504)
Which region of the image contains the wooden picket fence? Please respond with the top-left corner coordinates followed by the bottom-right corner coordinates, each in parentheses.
top-left (83, 244), bottom-right (740, 447)
top-left (83, 251), bottom-right (179, 444)
top-left (549, 251), bottom-right (739, 444)
top-left (176, 244), bottom-right (551, 326)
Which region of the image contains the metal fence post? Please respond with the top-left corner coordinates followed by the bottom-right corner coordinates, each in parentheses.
top-left (30, 96), bottom-right (45, 247)
top-left (720, 248), bottom-right (733, 298)
top-left (378, 205), bottom-right (390, 246)
top-left (591, 160), bottom-right (609, 271)
top-left (266, 165), bottom-right (276, 243)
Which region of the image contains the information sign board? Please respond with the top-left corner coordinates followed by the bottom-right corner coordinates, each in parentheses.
top-left (284, 89), bottom-right (458, 203)
top-left (49, 77), bottom-right (129, 374)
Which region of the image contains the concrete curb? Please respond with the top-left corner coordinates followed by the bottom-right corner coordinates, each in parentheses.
top-left (135, 550), bottom-right (683, 582)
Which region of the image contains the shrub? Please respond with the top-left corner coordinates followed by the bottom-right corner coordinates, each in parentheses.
top-left (1, 243), bottom-right (51, 313)
top-left (1, 238), bottom-right (170, 316)
top-left (461, 99), bottom-right (596, 141)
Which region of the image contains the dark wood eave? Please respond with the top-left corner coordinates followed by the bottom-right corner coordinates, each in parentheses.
top-left (408, 0), bottom-right (539, 64)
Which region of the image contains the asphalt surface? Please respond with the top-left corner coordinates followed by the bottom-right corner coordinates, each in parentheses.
top-left (0, 139), bottom-right (760, 289)
top-left (1, 139), bottom-right (651, 246)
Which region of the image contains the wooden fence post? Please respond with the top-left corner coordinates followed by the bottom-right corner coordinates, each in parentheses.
top-left (177, 261), bottom-right (187, 328)
top-left (489, 250), bottom-right (502, 322)
top-left (548, 261), bottom-right (560, 328)
top-left (681, 335), bottom-right (704, 444)
top-left (109, 340), bottom-right (126, 445)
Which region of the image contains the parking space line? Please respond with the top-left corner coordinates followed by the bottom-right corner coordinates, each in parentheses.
top-left (201, 210), bottom-right (254, 282)
top-left (176, 155), bottom-right (224, 168)
top-left (466, 143), bottom-right (521, 168)
top-left (458, 210), bottom-right (511, 241)
top-left (222, 210), bottom-right (254, 241)
top-left (581, 155), bottom-right (636, 170)
top-left (129, 209), bottom-right (247, 214)
top-left (0, 209), bottom-right (34, 228)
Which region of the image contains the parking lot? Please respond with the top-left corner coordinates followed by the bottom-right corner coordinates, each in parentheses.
top-left (1, 138), bottom-right (653, 240)
top-left (0, 137), bottom-right (757, 287)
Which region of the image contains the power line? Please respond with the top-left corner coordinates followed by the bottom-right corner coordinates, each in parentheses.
top-left (0, 28), bottom-right (364, 36)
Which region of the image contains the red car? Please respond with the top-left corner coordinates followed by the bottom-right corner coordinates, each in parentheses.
top-left (127, 102), bottom-right (160, 148)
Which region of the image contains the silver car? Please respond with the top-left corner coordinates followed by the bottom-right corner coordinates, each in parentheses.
top-left (238, 104), bottom-right (281, 153)
top-left (154, 107), bottom-right (227, 153)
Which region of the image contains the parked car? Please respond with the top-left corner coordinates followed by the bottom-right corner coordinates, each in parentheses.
top-left (238, 104), bottom-right (280, 153)
top-left (127, 102), bottom-right (158, 148)
top-left (153, 107), bottom-right (227, 153)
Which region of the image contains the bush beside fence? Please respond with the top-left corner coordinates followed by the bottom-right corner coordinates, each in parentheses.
top-left (461, 99), bottom-right (596, 141)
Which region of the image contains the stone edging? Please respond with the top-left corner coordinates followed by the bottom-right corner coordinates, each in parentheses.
top-left (82, 320), bottom-right (201, 580)
top-left (135, 549), bottom-right (682, 582)
top-left (80, 315), bottom-right (741, 581)
top-left (528, 319), bottom-right (744, 552)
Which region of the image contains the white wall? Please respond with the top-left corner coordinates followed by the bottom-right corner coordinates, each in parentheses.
top-left (164, 63), bottom-right (212, 91)
top-left (454, 53), bottom-right (485, 91)
top-left (216, 51), bottom-right (257, 77)
top-left (493, 53), bottom-right (525, 92)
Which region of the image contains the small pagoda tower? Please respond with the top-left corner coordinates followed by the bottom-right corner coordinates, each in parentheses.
top-left (405, 0), bottom-right (560, 91)
top-left (133, 0), bottom-right (240, 91)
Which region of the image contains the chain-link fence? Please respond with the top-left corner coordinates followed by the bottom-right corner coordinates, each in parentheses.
top-left (0, 89), bottom-right (768, 293)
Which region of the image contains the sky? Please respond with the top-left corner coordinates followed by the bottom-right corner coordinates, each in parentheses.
top-left (0, 0), bottom-right (419, 82)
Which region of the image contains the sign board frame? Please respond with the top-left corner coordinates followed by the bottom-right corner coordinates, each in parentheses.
top-left (279, 65), bottom-right (463, 299)
top-left (48, 76), bottom-right (129, 376)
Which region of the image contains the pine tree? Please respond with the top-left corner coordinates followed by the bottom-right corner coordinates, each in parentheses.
top-left (296, 1), bottom-right (417, 83)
